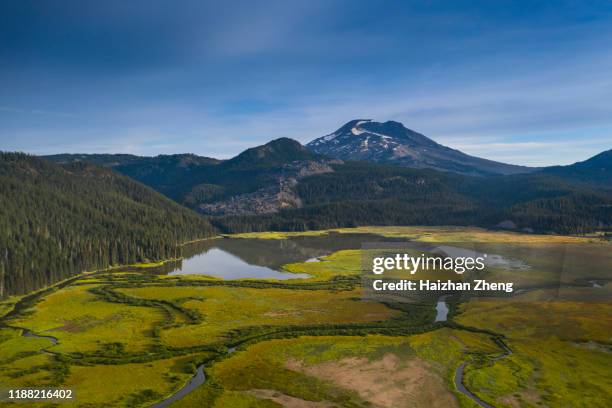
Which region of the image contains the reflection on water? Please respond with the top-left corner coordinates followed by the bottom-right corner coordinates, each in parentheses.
top-left (170, 233), bottom-right (403, 279)
top-left (159, 232), bottom-right (610, 293)
top-left (589, 280), bottom-right (603, 288)
top-left (432, 245), bottom-right (530, 271)
top-left (169, 247), bottom-right (310, 279)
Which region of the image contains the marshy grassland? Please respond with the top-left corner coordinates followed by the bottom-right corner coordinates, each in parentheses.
top-left (0, 227), bottom-right (609, 407)
top-left (230, 226), bottom-right (606, 244)
top-left (172, 331), bottom-right (502, 408)
top-left (456, 286), bottom-right (612, 407)
top-left (116, 285), bottom-right (398, 348)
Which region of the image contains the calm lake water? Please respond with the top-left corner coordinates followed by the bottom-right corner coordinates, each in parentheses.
top-left (169, 247), bottom-right (310, 279)
top-left (162, 233), bottom-right (610, 291)
top-left (168, 233), bottom-right (403, 279)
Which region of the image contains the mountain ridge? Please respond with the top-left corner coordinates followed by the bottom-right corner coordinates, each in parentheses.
top-left (40, 128), bottom-right (611, 234)
top-left (539, 149), bottom-right (611, 189)
top-left (307, 119), bottom-right (536, 176)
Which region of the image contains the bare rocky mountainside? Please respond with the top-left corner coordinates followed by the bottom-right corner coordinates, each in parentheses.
top-left (197, 159), bottom-right (340, 216)
top-left (307, 119), bottom-right (536, 176)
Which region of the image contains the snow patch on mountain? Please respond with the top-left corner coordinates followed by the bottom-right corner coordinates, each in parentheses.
top-left (306, 119), bottom-right (535, 176)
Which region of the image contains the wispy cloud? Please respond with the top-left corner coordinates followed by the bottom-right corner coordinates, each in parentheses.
top-left (1, 1), bottom-right (611, 166)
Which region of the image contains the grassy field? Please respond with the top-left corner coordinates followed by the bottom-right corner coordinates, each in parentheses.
top-left (282, 249), bottom-right (362, 279)
top-left (0, 226), bottom-right (609, 407)
top-left (61, 354), bottom-right (202, 407)
top-left (230, 226), bottom-right (607, 244)
top-left (0, 296), bottom-right (22, 319)
top-left (455, 287), bottom-right (612, 408)
top-left (10, 284), bottom-right (164, 353)
top-left (171, 330), bottom-right (502, 408)
top-left (118, 285), bottom-right (398, 348)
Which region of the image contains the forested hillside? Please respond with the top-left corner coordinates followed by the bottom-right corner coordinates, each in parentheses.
top-left (0, 153), bottom-right (216, 297)
top-left (539, 149), bottom-right (611, 189)
top-left (45, 153), bottom-right (222, 203)
top-left (42, 142), bottom-right (612, 236)
top-left (46, 139), bottom-right (336, 215)
top-left (213, 161), bottom-right (612, 235)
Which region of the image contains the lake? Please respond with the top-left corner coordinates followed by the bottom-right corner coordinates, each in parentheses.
top-left (169, 247), bottom-right (310, 279)
top-left (164, 233), bottom-right (610, 296)
top-left (168, 233), bottom-right (405, 279)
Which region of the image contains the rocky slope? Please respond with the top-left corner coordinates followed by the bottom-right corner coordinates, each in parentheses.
top-left (198, 159), bottom-right (340, 216)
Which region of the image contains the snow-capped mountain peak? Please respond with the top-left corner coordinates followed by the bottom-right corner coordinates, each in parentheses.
top-left (306, 120), bottom-right (534, 176)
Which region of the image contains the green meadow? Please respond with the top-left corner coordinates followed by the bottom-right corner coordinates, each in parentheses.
top-left (0, 227), bottom-right (609, 407)
top-left (171, 330), bottom-right (503, 408)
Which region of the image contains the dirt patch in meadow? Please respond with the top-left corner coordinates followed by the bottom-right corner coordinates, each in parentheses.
top-left (247, 389), bottom-right (337, 408)
top-left (499, 389), bottom-right (543, 408)
top-left (286, 354), bottom-right (458, 408)
top-left (56, 313), bottom-right (128, 332)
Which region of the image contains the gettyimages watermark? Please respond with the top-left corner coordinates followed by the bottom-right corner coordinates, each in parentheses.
top-left (358, 241), bottom-right (593, 304)
top-left (369, 250), bottom-right (514, 293)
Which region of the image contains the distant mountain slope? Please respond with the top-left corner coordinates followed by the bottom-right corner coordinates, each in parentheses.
top-left (222, 137), bottom-right (319, 169)
top-left (45, 153), bottom-right (221, 168)
top-left (41, 140), bottom-right (612, 235)
top-left (0, 153), bottom-right (216, 296)
top-left (44, 153), bottom-right (222, 201)
top-left (46, 139), bottom-right (340, 216)
top-left (307, 120), bottom-right (535, 176)
top-left (538, 149), bottom-right (611, 189)
top-left (215, 159), bottom-right (612, 235)
top-left (44, 153), bottom-right (146, 167)
top-left (190, 138), bottom-right (340, 215)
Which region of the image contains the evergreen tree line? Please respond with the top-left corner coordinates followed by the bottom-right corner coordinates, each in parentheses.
top-left (214, 163), bottom-right (612, 235)
top-left (0, 153), bottom-right (215, 297)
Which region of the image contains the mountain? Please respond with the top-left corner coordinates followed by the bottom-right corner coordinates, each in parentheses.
top-left (47, 139), bottom-right (339, 216)
top-left (215, 158), bottom-right (612, 235)
top-left (44, 153), bottom-right (221, 168)
top-left (0, 153), bottom-right (216, 296)
top-left (44, 153), bottom-right (222, 201)
top-left (222, 137), bottom-right (320, 169)
top-left (206, 142), bottom-right (610, 235)
top-left (538, 149), bottom-right (612, 189)
top-left (189, 138), bottom-right (341, 215)
top-left (43, 153), bottom-right (146, 167)
top-left (307, 119), bottom-right (535, 176)
top-left (41, 139), bottom-right (612, 236)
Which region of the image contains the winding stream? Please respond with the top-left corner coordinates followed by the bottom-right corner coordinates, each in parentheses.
top-left (150, 294), bottom-right (507, 408)
top-left (5, 235), bottom-right (606, 408)
top-left (22, 329), bottom-right (59, 345)
top-left (434, 295), bottom-right (504, 407)
top-left (454, 335), bottom-right (513, 407)
top-left (454, 362), bottom-right (495, 408)
top-left (150, 364), bottom-right (206, 408)
top-left (150, 348), bottom-right (237, 408)
top-left (435, 296), bottom-right (449, 322)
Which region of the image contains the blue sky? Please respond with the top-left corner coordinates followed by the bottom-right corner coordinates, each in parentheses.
top-left (1, 0), bottom-right (611, 166)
